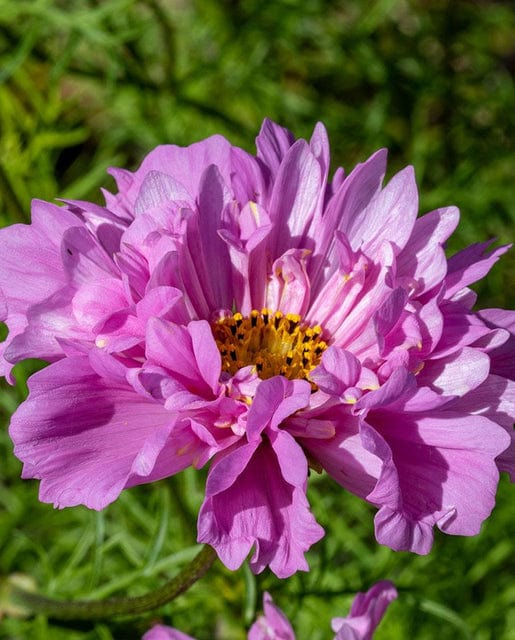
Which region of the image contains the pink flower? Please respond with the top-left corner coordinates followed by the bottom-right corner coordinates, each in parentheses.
top-left (330, 581), bottom-right (398, 640)
top-left (143, 581), bottom-right (397, 639)
top-left (1, 120), bottom-right (513, 577)
top-left (142, 625), bottom-right (194, 640)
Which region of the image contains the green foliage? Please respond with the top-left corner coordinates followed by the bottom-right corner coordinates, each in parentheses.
top-left (0, 1), bottom-right (514, 638)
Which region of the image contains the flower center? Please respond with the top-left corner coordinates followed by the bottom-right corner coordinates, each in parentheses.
top-left (212, 309), bottom-right (327, 383)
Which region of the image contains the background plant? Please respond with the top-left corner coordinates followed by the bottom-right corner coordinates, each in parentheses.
top-left (0, 1), bottom-right (514, 638)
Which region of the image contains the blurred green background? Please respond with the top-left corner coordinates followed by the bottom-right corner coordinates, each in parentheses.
top-left (0, 1), bottom-right (514, 638)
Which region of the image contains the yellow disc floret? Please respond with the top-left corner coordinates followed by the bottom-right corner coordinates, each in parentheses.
top-left (212, 308), bottom-right (327, 385)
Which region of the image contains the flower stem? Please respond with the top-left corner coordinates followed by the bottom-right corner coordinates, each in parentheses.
top-left (11, 545), bottom-right (217, 620)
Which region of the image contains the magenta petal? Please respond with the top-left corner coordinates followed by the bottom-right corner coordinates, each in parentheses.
top-left (142, 625), bottom-right (196, 640)
top-left (248, 592), bottom-right (296, 640)
top-left (332, 581), bottom-right (397, 640)
top-left (363, 408), bottom-right (510, 552)
top-left (204, 440), bottom-right (259, 497)
top-left (396, 206), bottom-right (459, 294)
top-left (445, 240), bottom-right (511, 297)
top-left (198, 437), bottom-right (324, 578)
top-left (478, 308), bottom-right (515, 380)
top-left (197, 164), bottom-right (233, 308)
top-left (300, 409), bottom-right (381, 500)
top-left (246, 376), bottom-right (312, 440)
top-left (110, 135), bottom-right (234, 211)
top-left (331, 149), bottom-right (388, 244)
top-left (446, 375), bottom-right (515, 480)
top-left (356, 367), bottom-right (415, 412)
top-left (268, 139), bottom-right (323, 256)
top-left (255, 118), bottom-right (295, 175)
top-left (0, 200), bottom-right (79, 375)
top-left (145, 318), bottom-right (221, 396)
top-left (350, 166), bottom-right (418, 256)
top-left (9, 357), bottom-right (175, 509)
top-left (266, 249), bottom-right (311, 316)
top-left (310, 347), bottom-right (361, 396)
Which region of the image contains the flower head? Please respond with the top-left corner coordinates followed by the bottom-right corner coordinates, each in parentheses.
top-left (1, 119), bottom-right (513, 577)
top-left (143, 581), bottom-right (397, 639)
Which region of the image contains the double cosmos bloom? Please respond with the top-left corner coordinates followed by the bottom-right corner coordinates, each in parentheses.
top-left (1, 120), bottom-right (513, 578)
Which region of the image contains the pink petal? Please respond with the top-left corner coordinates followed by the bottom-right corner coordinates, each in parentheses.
top-left (445, 240), bottom-right (511, 298)
top-left (332, 581), bottom-right (397, 640)
top-left (396, 206), bottom-right (459, 295)
top-left (267, 139), bottom-right (323, 257)
top-left (349, 166), bottom-right (418, 256)
top-left (417, 347), bottom-right (490, 397)
top-left (363, 407), bottom-right (510, 553)
top-left (9, 357), bottom-right (176, 510)
top-left (145, 318), bottom-right (221, 397)
top-left (310, 347), bottom-right (362, 396)
top-left (198, 436), bottom-right (324, 578)
top-left (248, 592), bottom-right (296, 640)
top-left (255, 118), bottom-right (295, 175)
top-left (143, 625), bottom-right (196, 640)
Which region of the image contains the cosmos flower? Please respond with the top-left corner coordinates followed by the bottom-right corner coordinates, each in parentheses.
top-left (1, 120), bottom-right (513, 577)
top-left (142, 581), bottom-right (398, 640)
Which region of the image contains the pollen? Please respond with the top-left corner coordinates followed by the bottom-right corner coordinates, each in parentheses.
top-left (212, 308), bottom-right (327, 386)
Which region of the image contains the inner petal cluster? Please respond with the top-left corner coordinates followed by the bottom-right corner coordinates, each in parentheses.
top-left (212, 309), bottom-right (327, 383)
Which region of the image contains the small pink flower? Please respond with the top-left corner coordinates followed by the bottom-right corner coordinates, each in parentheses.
top-left (1, 120), bottom-right (513, 577)
top-left (331, 581), bottom-right (398, 640)
top-left (143, 582), bottom-right (397, 639)
top-left (142, 624), bottom-right (195, 640)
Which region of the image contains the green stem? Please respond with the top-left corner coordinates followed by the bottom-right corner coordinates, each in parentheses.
top-left (11, 545), bottom-right (217, 620)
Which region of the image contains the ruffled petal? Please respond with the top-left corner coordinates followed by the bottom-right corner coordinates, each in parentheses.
top-left (9, 357), bottom-right (176, 510)
top-left (198, 434), bottom-right (323, 578)
top-left (255, 118), bottom-right (295, 175)
top-left (145, 318), bottom-right (221, 397)
top-left (310, 347), bottom-right (361, 397)
top-left (363, 407), bottom-right (510, 553)
top-left (0, 201), bottom-right (80, 376)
